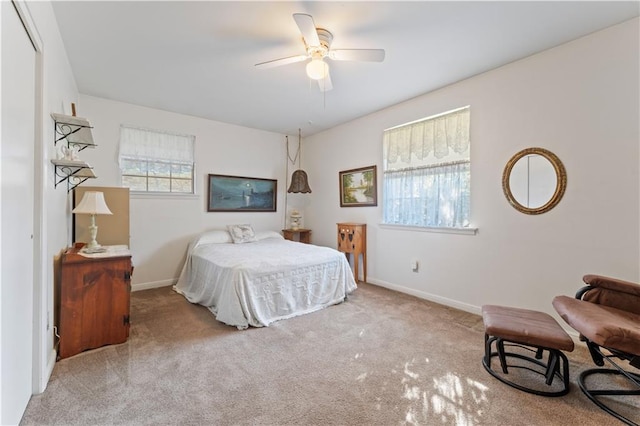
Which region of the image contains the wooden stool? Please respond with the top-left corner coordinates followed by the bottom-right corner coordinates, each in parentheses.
top-left (337, 223), bottom-right (366, 283)
top-left (482, 305), bottom-right (575, 397)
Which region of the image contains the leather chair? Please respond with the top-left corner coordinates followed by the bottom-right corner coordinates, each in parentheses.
top-left (553, 274), bottom-right (640, 425)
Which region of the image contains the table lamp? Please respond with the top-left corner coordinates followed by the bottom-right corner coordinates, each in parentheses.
top-left (290, 210), bottom-right (302, 230)
top-left (72, 191), bottom-right (113, 253)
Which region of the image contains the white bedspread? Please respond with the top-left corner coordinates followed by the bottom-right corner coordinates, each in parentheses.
top-left (174, 236), bottom-right (357, 329)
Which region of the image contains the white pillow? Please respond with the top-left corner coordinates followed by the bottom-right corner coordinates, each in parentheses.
top-left (227, 224), bottom-right (257, 244)
top-left (254, 230), bottom-right (285, 241)
top-left (196, 230), bottom-right (232, 245)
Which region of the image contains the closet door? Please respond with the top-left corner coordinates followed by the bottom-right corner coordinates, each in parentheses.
top-left (1, 1), bottom-right (36, 423)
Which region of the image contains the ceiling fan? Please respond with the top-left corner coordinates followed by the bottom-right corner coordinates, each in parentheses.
top-left (255, 13), bottom-right (385, 92)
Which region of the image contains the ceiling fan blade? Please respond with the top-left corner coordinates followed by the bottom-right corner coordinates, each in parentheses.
top-left (293, 13), bottom-right (320, 47)
top-left (330, 49), bottom-right (385, 62)
top-left (318, 71), bottom-right (333, 92)
top-left (255, 54), bottom-right (308, 69)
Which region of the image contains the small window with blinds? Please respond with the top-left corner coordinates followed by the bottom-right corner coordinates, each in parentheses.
top-left (382, 106), bottom-right (471, 228)
top-left (118, 126), bottom-right (195, 194)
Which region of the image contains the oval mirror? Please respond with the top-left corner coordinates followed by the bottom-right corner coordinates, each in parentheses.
top-left (502, 147), bottom-right (566, 215)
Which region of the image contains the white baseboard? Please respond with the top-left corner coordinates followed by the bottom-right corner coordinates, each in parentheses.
top-left (365, 277), bottom-right (582, 339)
top-left (366, 277), bottom-right (482, 315)
top-left (132, 279), bottom-right (176, 292)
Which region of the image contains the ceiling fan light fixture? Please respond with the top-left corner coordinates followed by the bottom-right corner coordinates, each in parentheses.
top-left (306, 58), bottom-right (329, 80)
top-left (255, 13), bottom-right (385, 91)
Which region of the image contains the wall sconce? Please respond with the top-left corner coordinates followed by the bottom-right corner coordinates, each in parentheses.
top-left (72, 191), bottom-right (113, 253)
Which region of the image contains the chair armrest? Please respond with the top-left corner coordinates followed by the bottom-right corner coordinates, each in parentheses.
top-left (583, 274), bottom-right (640, 297)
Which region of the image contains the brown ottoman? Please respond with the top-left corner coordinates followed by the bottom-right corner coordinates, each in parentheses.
top-left (482, 304), bottom-right (575, 397)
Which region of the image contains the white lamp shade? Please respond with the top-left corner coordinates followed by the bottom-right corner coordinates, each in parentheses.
top-left (306, 59), bottom-right (329, 80)
top-left (72, 191), bottom-right (113, 215)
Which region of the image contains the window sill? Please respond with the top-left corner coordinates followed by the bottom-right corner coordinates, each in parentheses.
top-left (379, 223), bottom-right (478, 235)
top-left (130, 192), bottom-right (199, 200)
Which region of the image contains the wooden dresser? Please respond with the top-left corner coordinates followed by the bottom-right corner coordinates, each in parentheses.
top-left (58, 246), bottom-right (133, 359)
top-left (337, 223), bottom-right (367, 283)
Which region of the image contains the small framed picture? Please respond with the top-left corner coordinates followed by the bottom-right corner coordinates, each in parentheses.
top-left (207, 174), bottom-right (277, 212)
top-left (339, 165), bottom-right (377, 207)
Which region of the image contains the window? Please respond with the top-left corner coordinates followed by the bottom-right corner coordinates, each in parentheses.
top-left (382, 106), bottom-right (470, 228)
top-left (119, 126), bottom-right (195, 194)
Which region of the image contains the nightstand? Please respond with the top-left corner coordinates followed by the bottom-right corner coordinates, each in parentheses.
top-left (58, 245), bottom-right (133, 359)
top-left (282, 228), bottom-right (312, 244)
top-left (337, 223), bottom-right (367, 283)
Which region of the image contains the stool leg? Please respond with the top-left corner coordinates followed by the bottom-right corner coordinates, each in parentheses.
top-left (535, 347), bottom-right (544, 360)
top-left (497, 338), bottom-right (509, 374)
top-left (481, 337), bottom-right (570, 397)
top-left (560, 351), bottom-right (570, 392)
top-left (545, 350), bottom-right (559, 385)
top-left (484, 334), bottom-right (492, 367)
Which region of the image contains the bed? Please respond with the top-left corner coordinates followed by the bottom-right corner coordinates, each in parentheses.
top-left (174, 228), bottom-right (357, 329)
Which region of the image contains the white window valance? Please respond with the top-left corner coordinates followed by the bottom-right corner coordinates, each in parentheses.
top-left (383, 106), bottom-right (470, 171)
top-left (119, 125), bottom-right (195, 164)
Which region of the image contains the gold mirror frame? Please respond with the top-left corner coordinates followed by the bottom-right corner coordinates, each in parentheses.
top-left (502, 147), bottom-right (567, 215)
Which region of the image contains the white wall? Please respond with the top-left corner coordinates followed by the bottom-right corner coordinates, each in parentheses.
top-left (77, 95), bottom-right (288, 289)
top-left (303, 18), bottom-right (640, 318)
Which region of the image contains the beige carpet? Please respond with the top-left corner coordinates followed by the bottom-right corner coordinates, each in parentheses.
top-left (21, 283), bottom-right (638, 425)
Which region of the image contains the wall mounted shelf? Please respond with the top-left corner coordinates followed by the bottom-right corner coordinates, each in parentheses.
top-left (51, 113), bottom-right (96, 151)
top-left (51, 110), bottom-right (99, 192)
top-left (51, 159), bottom-right (97, 192)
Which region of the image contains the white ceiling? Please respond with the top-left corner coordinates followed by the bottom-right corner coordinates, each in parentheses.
top-left (51, 1), bottom-right (639, 137)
